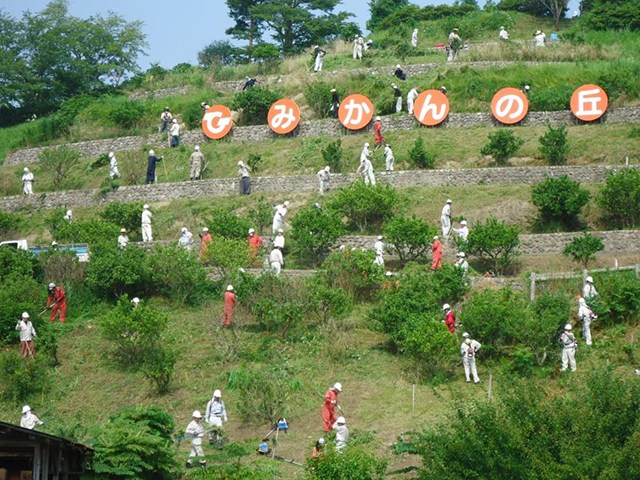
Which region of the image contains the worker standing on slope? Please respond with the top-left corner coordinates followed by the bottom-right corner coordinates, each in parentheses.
top-left (170, 119), bottom-right (180, 147)
top-left (313, 45), bottom-right (326, 72)
top-left (499, 26), bottom-right (509, 41)
top-left (394, 65), bottom-right (406, 81)
top-left (333, 417), bottom-right (349, 451)
top-left (318, 166), bottom-right (331, 196)
top-left (412, 28), bottom-right (419, 47)
top-left (205, 389), bottom-right (228, 446)
top-left (312, 438), bottom-right (326, 459)
top-left (200, 227), bottom-right (213, 261)
top-left (109, 151), bottom-right (121, 179)
top-left (322, 383), bottom-right (342, 431)
top-left (443, 303), bottom-right (456, 333)
top-left (22, 168), bottom-right (34, 195)
top-left (578, 297), bottom-right (597, 346)
top-left (441, 199), bottom-right (452, 237)
top-left (560, 324), bottom-right (577, 372)
top-left (384, 144), bottom-right (395, 171)
top-left (141, 204), bottom-right (153, 242)
top-left (248, 229), bottom-right (263, 265)
top-left (431, 236), bottom-right (443, 271)
top-left (373, 236), bottom-right (385, 268)
top-left (353, 35), bottom-right (363, 60)
top-left (407, 87), bottom-right (419, 115)
top-left (448, 28), bottom-right (461, 61)
top-left (146, 150), bottom-right (163, 184)
top-left (160, 107), bottom-right (172, 133)
top-left (452, 220), bottom-right (469, 241)
top-left (331, 89), bottom-right (340, 118)
top-left (185, 411), bottom-right (207, 469)
top-left (455, 252), bottom-right (469, 277)
top-left (583, 276), bottom-right (598, 301)
top-left (16, 312), bottom-right (36, 358)
top-left (461, 332), bottom-right (481, 383)
top-left (272, 201), bottom-right (290, 234)
top-left (118, 228), bottom-right (129, 248)
top-left (21, 406), bottom-right (44, 430)
top-left (357, 143), bottom-right (376, 186)
top-left (46, 283), bottom-right (67, 323)
top-left (373, 117), bottom-right (385, 150)
top-left (269, 247), bottom-right (284, 276)
top-left (178, 227), bottom-right (194, 251)
top-left (222, 286), bottom-right (236, 327)
top-left (238, 161), bottom-right (251, 195)
top-left (391, 84), bottom-right (402, 113)
top-left (190, 146), bottom-right (205, 181)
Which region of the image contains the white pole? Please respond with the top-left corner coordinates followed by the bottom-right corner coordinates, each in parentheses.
top-left (626, 156), bottom-right (629, 166)
top-left (615, 259), bottom-right (619, 269)
top-left (412, 384), bottom-right (415, 414)
top-left (530, 273), bottom-right (536, 301)
top-left (488, 374), bottom-right (493, 402)
top-left (631, 334), bottom-right (634, 346)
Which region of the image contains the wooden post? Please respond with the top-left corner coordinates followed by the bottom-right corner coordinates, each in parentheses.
top-left (530, 273), bottom-right (536, 301)
top-left (41, 443), bottom-right (50, 480)
top-left (615, 259), bottom-right (619, 269)
top-left (33, 442), bottom-right (42, 480)
top-left (635, 264), bottom-right (639, 280)
top-left (488, 374), bottom-right (493, 402)
top-left (631, 334), bottom-right (634, 346)
top-left (412, 384), bottom-right (415, 414)
top-left (626, 156), bottom-right (629, 166)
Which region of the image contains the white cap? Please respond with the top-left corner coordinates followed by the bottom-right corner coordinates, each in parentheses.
top-left (132, 297), bottom-right (140, 304)
top-left (24, 167), bottom-right (29, 172)
top-left (325, 166), bottom-right (330, 172)
top-left (536, 30), bottom-right (541, 35)
top-left (396, 64), bottom-right (401, 68)
top-left (376, 116), bottom-right (381, 121)
top-left (586, 276), bottom-right (593, 283)
top-left (214, 389), bottom-right (222, 397)
top-left (121, 228), bottom-right (126, 233)
top-left (458, 252), bottom-right (465, 258)
top-left (172, 118), bottom-right (177, 123)
top-left (195, 146), bottom-right (200, 151)
top-left (278, 229), bottom-right (284, 233)
top-left (377, 235), bottom-right (383, 240)
top-left (385, 271), bottom-right (393, 277)
top-left (461, 220), bottom-right (467, 225)
top-left (22, 405), bottom-right (31, 414)
top-left (443, 303), bottom-right (450, 310)
top-left (336, 416), bottom-right (346, 424)
top-left (284, 201), bottom-right (290, 207)
top-left (109, 151), bottom-right (114, 157)
top-left (49, 283), bottom-right (56, 289)
top-left (246, 76), bottom-right (251, 80)
top-left (578, 297), bottom-right (586, 305)
top-left (333, 382), bottom-right (342, 392)
top-left (318, 438), bottom-right (326, 445)
top-left (364, 142), bottom-right (370, 147)
top-left (524, 85), bottom-right (530, 91)
top-left (227, 285), bottom-right (234, 291)
top-left (22, 312), bottom-right (29, 318)
top-left (249, 228), bottom-right (255, 234)
top-left (51, 241), bottom-right (58, 247)
top-left (66, 210), bottom-right (72, 215)
top-left (564, 324), bottom-right (572, 330)
top-left (149, 150), bottom-right (154, 156)
top-left (501, 26), bottom-right (504, 29)
top-left (238, 161), bottom-right (243, 166)
top-left (462, 332), bottom-right (469, 338)
top-left (391, 83), bottom-right (397, 87)
top-left (192, 410), bottom-right (202, 418)
top-left (446, 199), bottom-right (452, 203)
top-left (433, 236), bottom-right (439, 240)
top-left (181, 227), bottom-right (187, 233)
top-left (143, 204), bottom-right (149, 209)
top-left (331, 88), bottom-right (337, 92)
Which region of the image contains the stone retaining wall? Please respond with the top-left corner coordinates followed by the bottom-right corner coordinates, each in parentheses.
top-left (1, 165), bottom-right (638, 212)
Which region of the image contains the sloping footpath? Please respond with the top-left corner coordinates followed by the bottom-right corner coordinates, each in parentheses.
top-left (2, 165), bottom-right (637, 212)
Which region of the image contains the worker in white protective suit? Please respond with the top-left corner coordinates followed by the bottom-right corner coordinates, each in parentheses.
top-left (357, 143), bottom-right (375, 185)
top-left (190, 146), bottom-right (206, 181)
top-left (499, 26), bottom-right (509, 41)
top-left (141, 204), bottom-right (153, 242)
top-left (205, 389), bottom-right (228, 446)
top-left (272, 201), bottom-right (290, 234)
top-left (170, 118), bottom-right (180, 147)
top-left (455, 252), bottom-right (469, 276)
top-left (63, 210), bottom-right (73, 222)
top-left (318, 166), bottom-right (331, 196)
top-left (332, 416), bottom-right (349, 451)
top-left (353, 35), bottom-right (363, 60)
top-left (391, 84), bottom-right (402, 113)
top-left (373, 236), bottom-right (385, 268)
top-left (560, 324), bottom-right (577, 372)
top-left (274, 229), bottom-right (285, 250)
top-left (21, 406), bottom-right (44, 430)
top-left (534, 30), bottom-right (546, 47)
top-left (178, 227), bottom-right (194, 250)
top-left (460, 333), bottom-right (481, 383)
top-left (185, 411), bottom-right (207, 469)
top-left (22, 168), bottom-right (34, 195)
top-left (313, 45), bottom-right (326, 72)
top-left (118, 228), bottom-right (129, 249)
top-left (578, 297), bottom-right (597, 346)
top-left (452, 220), bottom-right (469, 241)
top-left (441, 199), bottom-right (452, 236)
top-left (109, 151), bottom-right (121, 179)
top-left (407, 87), bottom-right (419, 115)
top-left (411, 28), bottom-right (418, 47)
top-left (16, 312), bottom-right (36, 359)
top-left (583, 276), bottom-right (598, 300)
top-left (269, 247), bottom-right (284, 276)
top-left (384, 144), bottom-right (395, 171)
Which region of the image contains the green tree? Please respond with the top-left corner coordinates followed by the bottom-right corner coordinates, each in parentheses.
top-left (39, 146), bottom-right (81, 189)
top-left (290, 205), bottom-right (345, 263)
top-left (531, 175), bottom-right (591, 230)
top-left (382, 215), bottom-right (438, 265)
top-left (582, 0), bottom-right (640, 31)
top-left (0, 211), bottom-right (22, 237)
top-left (318, 250), bottom-right (385, 301)
top-left (225, 0), bottom-right (266, 58)
top-left (202, 237), bottom-right (253, 281)
top-left (307, 279), bottom-right (353, 324)
top-left (367, 0), bottom-right (409, 31)
top-left (307, 446), bottom-right (388, 479)
top-left (321, 139), bottom-right (344, 173)
top-left (461, 217), bottom-right (521, 274)
top-left (248, 198), bottom-right (274, 235)
top-left (231, 86), bottom-right (281, 126)
top-left (563, 233), bottom-right (605, 269)
top-left (539, 124), bottom-right (569, 165)
top-left (329, 182), bottom-right (401, 232)
top-left (86, 244), bottom-right (151, 297)
top-left (305, 82), bottom-right (333, 118)
top-left (480, 129), bottom-right (524, 166)
top-left (408, 137), bottom-right (436, 169)
top-left (598, 168), bottom-right (640, 228)
top-left (100, 202), bottom-right (143, 238)
top-left (252, 0), bottom-right (354, 54)
top-left (206, 207), bottom-right (253, 240)
top-left (198, 40), bottom-right (244, 67)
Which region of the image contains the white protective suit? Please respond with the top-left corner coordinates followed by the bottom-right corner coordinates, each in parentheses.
top-left (373, 240), bottom-right (385, 267)
top-left (117, 234), bottom-right (129, 249)
top-left (407, 88), bottom-right (419, 115)
top-left (178, 229), bottom-right (194, 250)
top-left (578, 299), bottom-right (595, 346)
top-left (461, 339), bottom-right (481, 383)
top-left (269, 248), bottom-right (284, 276)
top-left (359, 158), bottom-right (376, 185)
top-left (411, 28), bottom-right (418, 47)
top-left (441, 203), bottom-right (452, 236)
top-left (314, 49), bottom-right (325, 72)
top-left (141, 209), bottom-right (153, 242)
top-left (205, 399), bottom-right (228, 427)
top-left (534, 32), bottom-right (546, 47)
top-left (452, 225), bottom-right (469, 241)
top-left (109, 153), bottom-right (121, 179)
top-left (583, 282), bottom-right (598, 300)
top-left (499, 28), bottom-right (509, 40)
top-left (21, 412), bottom-right (43, 430)
top-left (332, 421), bottom-right (349, 451)
top-left (318, 168), bottom-right (331, 195)
top-left (185, 420), bottom-right (206, 460)
top-left (560, 331), bottom-right (577, 372)
top-left (384, 145), bottom-right (395, 171)
top-left (272, 204), bottom-right (288, 234)
top-left (22, 170), bottom-right (34, 195)
top-left (353, 37), bottom-right (363, 60)
top-left (455, 257), bottom-right (469, 276)
top-left (274, 234), bottom-right (285, 250)
top-left (16, 320), bottom-right (36, 342)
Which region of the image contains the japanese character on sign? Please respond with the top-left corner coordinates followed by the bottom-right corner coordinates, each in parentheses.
top-left (202, 105), bottom-right (233, 140)
top-left (268, 99), bottom-right (301, 135)
top-left (491, 88), bottom-right (529, 125)
top-left (339, 94), bottom-right (374, 130)
top-left (414, 90), bottom-right (449, 126)
top-left (571, 84), bottom-right (608, 122)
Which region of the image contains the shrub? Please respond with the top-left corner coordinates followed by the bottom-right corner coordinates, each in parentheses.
top-left (54, 219), bottom-right (121, 246)
top-left (207, 207), bottom-right (253, 240)
top-left (0, 274), bottom-right (46, 344)
top-left (307, 279), bottom-right (353, 324)
top-left (248, 198), bottom-right (274, 236)
top-left (0, 245), bottom-right (40, 281)
top-left (231, 87), bottom-right (281, 126)
top-left (528, 87), bottom-right (572, 112)
top-left (202, 237), bottom-right (253, 281)
top-left (318, 250), bottom-right (385, 301)
top-left (38, 250), bottom-right (86, 287)
top-left (400, 315), bottom-right (459, 375)
top-left (531, 175), bottom-right (591, 230)
top-left (0, 353), bottom-right (50, 403)
top-left (538, 124), bottom-right (569, 165)
top-left (100, 202), bottom-right (143, 238)
top-left (480, 129), bottom-right (524, 166)
top-left (408, 137), bottom-right (436, 169)
top-left (524, 293), bottom-right (571, 365)
top-left (99, 296), bottom-right (168, 366)
top-left (321, 139), bottom-right (344, 173)
top-left (86, 245), bottom-right (151, 298)
top-left (598, 168), bottom-right (640, 228)
top-left (91, 406), bottom-right (177, 480)
top-left (594, 273), bottom-right (640, 325)
top-left (226, 364), bottom-right (303, 423)
top-left (307, 447), bottom-right (388, 480)
top-left (382, 215), bottom-right (437, 266)
top-left (38, 146), bottom-right (81, 189)
top-left (148, 244), bottom-right (210, 304)
top-left (0, 211), bottom-right (22, 237)
top-left (305, 83), bottom-right (333, 118)
top-left (461, 217), bottom-right (521, 274)
top-left (290, 206), bottom-right (345, 263)
top-left (563, 233), bottom-right (605, 269)
top-left (142, 343), bottom-right (178, 394)
top-left (246, 152), bottom-right (262, 173)
top-left (183, 102), bottom-right (204, 129)
top-left (329, 182), bottom-right (401, 232)
top-left (108, 100), bottom-right (145, 129)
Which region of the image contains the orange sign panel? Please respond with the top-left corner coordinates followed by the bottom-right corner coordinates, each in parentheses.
top-left (491, 88), bottom-right (529, 125)
top-left (202, 105), bottom-right (233, 140)
top-left (338, 94), bottom-right (374, 130)
top-left (413, 90), bottom-right (450, 126)
top-left (571, 84), bottom-right (608, 122)
top-left (268, 98), bottom-right (301, 134)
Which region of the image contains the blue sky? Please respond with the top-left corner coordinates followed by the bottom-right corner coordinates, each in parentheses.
top-left (1, 0), bottom-right (580, 70)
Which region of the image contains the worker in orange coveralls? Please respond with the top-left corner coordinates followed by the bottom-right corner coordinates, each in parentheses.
top-left (373, 117), bottom-right (385, 150)
top-left (200, 227), bottom-right (213, 261)
top-left (46, 283), bottom-right (66, 322)
top-left (431, 236), bottom-right (443, 271)
top-left (322, 383), bottom-right (342, 431)
top-left (443, 303), bottom-right (456, 333)
top-left (248, 228), bottom-right (263, 265)
top-left (222, 285), bottom-right (236, 327)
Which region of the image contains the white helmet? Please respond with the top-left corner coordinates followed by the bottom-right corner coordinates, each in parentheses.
top-left (277, 229), bottom-right (283, 234)
top-left (364, 142), bottom-right (370, 147)
top-left (318, 438), bottom-right (326, 445)
top-left (325, 166), bottom-right (330, 172)
top-left (284, 201), bottom-right (290, 207)
top-left (458, 252), bottom-right (466, 258)
top-left (433, 236), bottom-right (439, 240)
top-left (203, 227), bottom-right (208, 232)
top-left (48, 283), bottom-right (56, 289)
top-left (376, 116), bottom-right (381, 121)
top-left (143, 204), bottom-right (149, 209)
top-left (149, 150), bottom-right (154, 156)
top-left (564, 324), bottom-right (572, 330)
top-left (66, 210), bottom-right (72, 215)
top-left (446, 199), bottom-right (452, 204)
top-left (172, 118), bottom-right (177, 123)
top-left (443, 303), bottom-right (451, 310)
top-left (24, 167), bottom-right (29, 173)
top-left (121, 228), bottom-right (126, 233)
top-left (578, 297), bottom-right (586, 305)
top-left (336, 416), bottom-right (346, 424)
top-left (109, 151), bottom-right (114, 158)
top-left (51, 241), bottom-right (58, 247)
top-left (249, 228), bottom-right (255, 234)
top-left (227, 285), bottom-right (234, 291)
top-left (377, 235), bottom-right (383, 240)
top-left (586, 276), bottom-right (593, 283)
top-left (333, 382), bottom-right (342, 392)
top-left (132, 297), bottom-right (140, 304)
top-left (462, 332), bottom-right (469, 338)
top-left (195, 146), bottom-right (200, 152)
top-left (181, 227), bottom-right (187, 233)
top-left (460, 220), bottom-right (467, 226)
top-left (192, 410), bottom-right (202, 419)
top-left (385, 271), bottom-right (393, 277)
top-left (214, 389), bottom-right (222, 397)
top-left (22, 405), bottom-right (31, 414)
top-left (396, 64), bottom-right (401, 69)
top-left (238, 161), bottom-right (243, 166)
top-left (22, 312), bottom-right (29, 319)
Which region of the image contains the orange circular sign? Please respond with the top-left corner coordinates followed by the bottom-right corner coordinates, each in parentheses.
top-left (571, 84), bottom-right (608, 122)
top-left (202, 105), bottom-right (233, 140)
top-left (491, 88), bottom-right (529, 125)
top-left (268, 98), bottom-right (301, 134)
top-left (413, 90), bottom-right (450, 126)
top-left (339, 94), bottom-right (374, 130)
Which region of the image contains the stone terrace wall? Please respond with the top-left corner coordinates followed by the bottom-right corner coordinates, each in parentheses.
top-left (1, 165), bottom-right (638, 212)
top-left (7, 106), bottom-right (640, 165)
